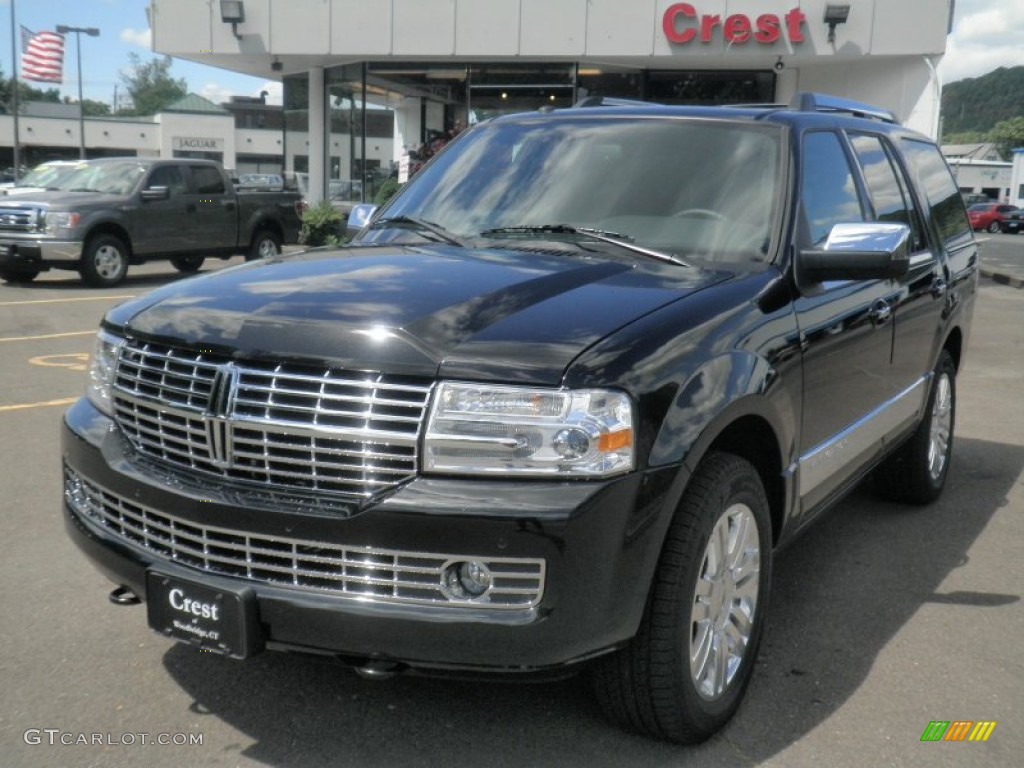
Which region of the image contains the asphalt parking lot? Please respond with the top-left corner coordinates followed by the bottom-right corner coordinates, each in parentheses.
top-left (0, 247), bottom-right (1021, 768)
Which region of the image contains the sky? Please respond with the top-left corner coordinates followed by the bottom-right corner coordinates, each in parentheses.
top-left (1, 0), bottom-right (1023, 111)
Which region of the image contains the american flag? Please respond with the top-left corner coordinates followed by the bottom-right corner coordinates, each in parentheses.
top-left (21, 26), bottom-right (65, 83)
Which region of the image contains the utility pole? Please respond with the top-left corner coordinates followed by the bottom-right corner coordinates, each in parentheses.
top-left (55, 24), bottom-right (99, 160)
top-left (8, 0), bottom-right (20, 179)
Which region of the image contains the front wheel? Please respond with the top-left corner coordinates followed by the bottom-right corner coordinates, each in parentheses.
top-left (592, 452), bottom-right (771, 743)
top-left (170, 255), bottom-right (205, 273)
top-left (874, 350), bottom-right (956, 504)
top-left (247, 229), bottom-right (281, 261)
top-left (80, 235), bottom-right (129, 287)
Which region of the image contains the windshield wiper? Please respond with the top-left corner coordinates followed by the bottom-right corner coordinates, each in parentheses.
top-left (480, 224), bottom-right (689, 267)
top-left (68, 187), bottom-right (103, 193)
top-left (369, 216), bottom-right (469, 247)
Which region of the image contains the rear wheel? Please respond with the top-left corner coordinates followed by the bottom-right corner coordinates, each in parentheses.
top-left (247, 229), bottom-right (281, 261)
top-left (80, 234), bottom-right (129, 287)
top-left (592, 452), bottom-right (771, 743)
top-left (0, 267), bottom-right (40, 283)
top-left (170, 255), bottom-right (205, 273)
top-left (986, 221), bottom-right (1000, 233)
top-left (874, 350), bottom-right (956, 504)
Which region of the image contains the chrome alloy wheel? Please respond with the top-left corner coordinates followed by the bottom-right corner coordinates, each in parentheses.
top-left (93, 244), bottom-right (125, 280)
top-left (689, 503), bottom-right (761, 700)
top-left (928, 372), bottom-right (953, 481)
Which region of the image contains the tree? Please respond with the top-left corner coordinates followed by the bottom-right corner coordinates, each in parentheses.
top-left (0, 66), bottom-right (62, 112)
top-left (119, 53), bottom-right (187, 115)
top-left (989, 117), bottom-right (1024, 161)
top-left (81, 99), bottom-right (111, 117)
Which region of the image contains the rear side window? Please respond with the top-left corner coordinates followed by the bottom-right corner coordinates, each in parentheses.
top-left (800, 132), bottom-right (864, 245)
top-left (189, 165), bottom-right (225, 195)
top-left (901, 140), bottom-right (971, 245)
top-left (849, 133), bottom-right (926, 251)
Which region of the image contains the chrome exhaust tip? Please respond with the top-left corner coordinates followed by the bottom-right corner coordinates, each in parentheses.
top-left (354, 660), bottom-right (402, 680)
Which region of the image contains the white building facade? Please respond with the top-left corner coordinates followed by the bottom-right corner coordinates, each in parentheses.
top-left (148, 0), bottom-right (957, 204)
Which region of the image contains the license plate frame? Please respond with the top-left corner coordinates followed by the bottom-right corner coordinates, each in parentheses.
top-left (145, 571), bottom-right (262, 659)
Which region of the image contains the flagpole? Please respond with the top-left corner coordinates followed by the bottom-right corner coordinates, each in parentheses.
top-left (8, 0), bottom-right (20, 180)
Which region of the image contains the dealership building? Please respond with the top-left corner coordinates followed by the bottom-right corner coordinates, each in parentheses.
top-left (5, 1), bottom-right (972, 204)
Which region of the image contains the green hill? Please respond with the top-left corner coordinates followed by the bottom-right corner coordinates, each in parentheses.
top-left (942, 66), bottom-right (1024, 136)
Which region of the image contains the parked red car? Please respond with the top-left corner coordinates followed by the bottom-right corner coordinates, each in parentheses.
top-left (967, 203), bottom-right (1018, 233)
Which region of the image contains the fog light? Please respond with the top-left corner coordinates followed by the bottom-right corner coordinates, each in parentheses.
top-left (65, 470), bottom-right (88, 513)
top-left (441, 561), bottom-right (493, 600)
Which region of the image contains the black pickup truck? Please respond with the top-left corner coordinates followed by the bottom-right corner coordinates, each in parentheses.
top-left (62, 94), bottom-right (977, 743)
top-left (0, 158), bottom-right (301, 286)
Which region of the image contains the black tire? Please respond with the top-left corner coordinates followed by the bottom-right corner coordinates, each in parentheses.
top-left (0, 266), bottom-right (40, 284)
top-left (170, 255), bottom-right (205, 273)
top-left (247, 229), bottom-right (281, 261)
top-left (874, 350), bottom-right (956, 504)
top-left (80, 234), bottom-right (129, 287)
top-left (986, 221), bottom-right (1000, 233)
top-left (592, 452), bottom-right (772, 743)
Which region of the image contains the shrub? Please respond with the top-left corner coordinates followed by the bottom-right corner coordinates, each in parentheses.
top-left (298, 200), bottom-right (344, 247)
top-left (374, 178), bottom-right (401, 207)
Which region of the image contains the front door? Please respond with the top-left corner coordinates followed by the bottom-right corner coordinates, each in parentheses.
top-left (132, 165), bottom-right (190, 256)
top-left (793, 130), bottom-right (899, 514)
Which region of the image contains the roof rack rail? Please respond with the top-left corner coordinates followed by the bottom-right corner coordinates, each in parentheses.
top-left (789, 92), bottom-right (897, 124)
top-left (574, 95), bottom-right (659, 108)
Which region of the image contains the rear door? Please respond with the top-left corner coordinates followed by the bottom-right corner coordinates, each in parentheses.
top-left (185, 164), bottom-right (237, 252)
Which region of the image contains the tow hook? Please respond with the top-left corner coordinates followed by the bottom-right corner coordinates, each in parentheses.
top-left (109, 586), bottom-right (141, 605)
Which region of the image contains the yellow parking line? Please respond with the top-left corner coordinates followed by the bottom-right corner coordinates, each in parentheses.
top-left (0, 330), bottom-right (95, 343)
top-left (0, 397), bottom-right (78, 413)
top-left (0, 295), bottom-right (135, 307)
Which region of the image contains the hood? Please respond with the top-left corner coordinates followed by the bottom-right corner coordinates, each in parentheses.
top-left (106, 245), bottom-right (730, 384)
top-left (0, 190), bottom-right (129, 208)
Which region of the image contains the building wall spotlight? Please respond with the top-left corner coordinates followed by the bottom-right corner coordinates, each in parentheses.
top-left (220, 0), bottom-right (245, 39)
top-left (823, 5), bottom-right (850, 44)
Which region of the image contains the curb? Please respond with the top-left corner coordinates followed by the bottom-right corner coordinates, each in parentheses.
top-left (979, 268), bottom-right (1024, 289)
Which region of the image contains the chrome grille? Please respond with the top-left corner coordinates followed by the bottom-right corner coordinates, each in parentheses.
top-left (65, 469), bottom-right (545, 609)
top-left (0, 206), bottom-right (41, 232)
top-left (111, 340), bottom-right (432, 498)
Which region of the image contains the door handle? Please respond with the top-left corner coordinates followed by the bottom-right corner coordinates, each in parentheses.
top-left (185, 203), bottom-right (197, 213)
top-left (868, 300), bottom-right (892, 324)
top-left (222, 200), bottom-right (236, 211)
top-left (931, 277), bottom-right (948, 298)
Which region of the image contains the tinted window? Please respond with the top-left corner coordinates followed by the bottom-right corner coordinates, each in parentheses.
top-left (147, 166), bottom-right (187, 195)
top-left (849, 133), bottom-right (926, 251)
top-left (801, 132), bottom-right (864, 245)
top-left (902, 140), bottom-right (971, 244)
top-left (190, 165), bottom-right (225, 195)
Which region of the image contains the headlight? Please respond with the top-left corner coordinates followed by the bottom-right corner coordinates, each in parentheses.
top-left (424, 382), bottom-right (634, 477)
top-left (86, 330), bottom-right (123, 416)
top-left (45, 211), bottom-right (81, 233)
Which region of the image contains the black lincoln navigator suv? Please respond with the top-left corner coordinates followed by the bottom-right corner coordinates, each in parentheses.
top-left (63, 93), bottom-right (977, 743)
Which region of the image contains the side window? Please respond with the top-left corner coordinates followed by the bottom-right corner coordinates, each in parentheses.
top-left (849, 133), bottom-right (927, 251)
top-left (901, 140), bottom-right (971, 245)
top-left (146, 166), bottom-right (187, 196)
top-left (801, 132), bottom-right (865, 245)
top-left (189, 165), bottom-right (226, 195)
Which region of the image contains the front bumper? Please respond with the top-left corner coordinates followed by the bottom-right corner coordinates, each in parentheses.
top-left (62, 398), bottom-right (682, 673)
top-left (0, 237), bottom-right (81, 270)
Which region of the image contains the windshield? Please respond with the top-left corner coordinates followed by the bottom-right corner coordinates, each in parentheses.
top-left (371, 116), bottom-right (783, 262)
top-left (60, 161), bottom-right (148, 195)
top-left (17, 163), bottom-right (81, 189)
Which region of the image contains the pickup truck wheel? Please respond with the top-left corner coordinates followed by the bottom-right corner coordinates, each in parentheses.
top-left (874, 350), bottom-right (956, 504)
top-left (80, 235), bottom-right (129, 287)
top-left (0, 267), bottom-right (40, 283)
top-left (247, 230), bottom-right (281, 261)
top-left (170, 255), bottom-right (205, 273)
top-left (592, 452), bottom-right (771, 743)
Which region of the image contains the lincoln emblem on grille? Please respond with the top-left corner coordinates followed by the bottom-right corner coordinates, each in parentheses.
top-left (205, 364), bottom-right (238, 468)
